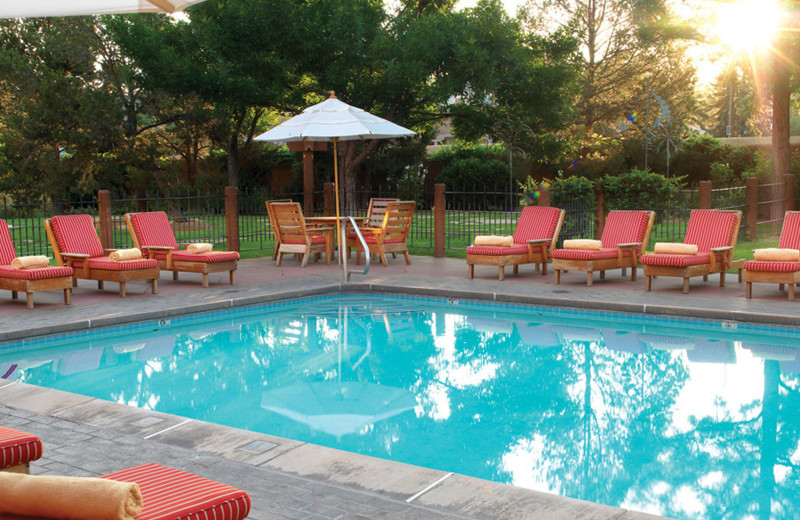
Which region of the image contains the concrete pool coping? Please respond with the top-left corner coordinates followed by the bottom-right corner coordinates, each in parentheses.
top-left (2, 256), bottom-right (799, 519)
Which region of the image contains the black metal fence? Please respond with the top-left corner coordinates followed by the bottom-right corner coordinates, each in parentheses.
top-left (0, 180), bottom-right (791, 259)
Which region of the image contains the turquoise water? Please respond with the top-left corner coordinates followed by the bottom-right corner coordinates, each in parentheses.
top-left (1, 294), bottom-right (799, 520)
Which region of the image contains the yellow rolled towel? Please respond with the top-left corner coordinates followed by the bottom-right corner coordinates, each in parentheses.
top-left (563, 239), bottom-right (602, 250)
top-left (186, 242), bottom-right (213, 254)
top-left (473, 235), bottom-right (513, 247)
top-left (109, 248), bottom-right (143, 261)
top-left (10, 255), bottom-right (50, 269)
top-left (654, 243), bottom-right (699, 255)
top-left (753, 248), bottom-right (800, 262)
top-left (0, 471), bottom-right (143, 520)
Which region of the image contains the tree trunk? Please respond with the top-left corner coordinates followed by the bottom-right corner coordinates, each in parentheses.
top-left (771, 24), bottom-right (792, 220)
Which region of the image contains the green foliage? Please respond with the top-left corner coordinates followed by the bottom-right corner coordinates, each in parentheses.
top-left (437, 156), bottom-right (508, 189)
top-left (602, 168), bottom-right (680, 211)
top-left (671, 134), bottom-right (755, 184)
top-left (709, 162), bottom-right (735, 183)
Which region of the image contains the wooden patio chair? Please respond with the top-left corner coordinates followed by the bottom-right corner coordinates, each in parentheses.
top-left (641, 209), bottom-right (745, 294)
top-left (272, 202), bottom-right (333, 267)
top-left (125, 211), bottom-right (239, 287)
top-left (265, 199), bottom-right (293, 261)
top-left (346, 198), bottom-right (399, 259)
top-left (348, 201), bottom-right (416, 266)
top-left (0, 219), bottom-right (73, 309)
top-left (45, 214), bottom-right (159, 298)
top-left (743, 211), bottom-right (800, 300)
top-left (466, 206), bottom-right (565, 281)
top-left (552, 210), bottom-right (655, 286)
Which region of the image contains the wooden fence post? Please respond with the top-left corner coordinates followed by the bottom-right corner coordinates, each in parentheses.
top-left (784, 174), bottom-right (794, 213)
top-left (746, 177), bottom-right (759, 240)
top-left (324, 182), bottom-right (335, 217)
top-left (434, 183), bottom-right (445, 258)
top-left (97, 190), bottom-right (113, 250)
top-left (594, 181), bottom-right (605, 240)
top-left (699, 181), bottom-right (712, 209)
top-left (225, 186), bottom-right (239, 252)
top-left (538, 183), bottom-right (551, 207)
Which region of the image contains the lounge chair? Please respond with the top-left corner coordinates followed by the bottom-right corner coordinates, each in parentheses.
top-left (0, 425), bottom-right (42, 473)
top-left (552, 210), bottom-right (655, 286)
top-left (265, 199), bottom-right (293, 261)
top-left (45, 214), bottom-right (159, 298)
top-left (466, 206), bottom-right (565, 281)
top-left (271, 202), bottom-right (333, 267)
top-left (641, 209), bottom-right (744, 294)
top-left (348, 201), bottom-right (416, 266)
top-left (0, 219), bottom-right (73, 309)
top-left (346, 197), bottom-right (399, 259)
top-left (125, 211), bottom-right (239, 287)
top-left (743, 211), bottom-right (800, 300)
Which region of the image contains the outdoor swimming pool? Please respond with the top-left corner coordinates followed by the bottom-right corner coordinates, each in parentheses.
top-left (1, 294), bottom-right (798, 520)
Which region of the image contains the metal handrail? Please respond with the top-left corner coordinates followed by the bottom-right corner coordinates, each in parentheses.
top-left (342, 217), bottom-right (369, 281)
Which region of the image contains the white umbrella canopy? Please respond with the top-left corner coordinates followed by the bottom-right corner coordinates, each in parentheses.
top-left (0, 0), bottom-right (208, 18)
top-left (255, 92), bottom-right (415, 257)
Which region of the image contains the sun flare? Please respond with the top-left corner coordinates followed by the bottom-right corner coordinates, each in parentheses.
top-left (712, 0), bottom-right (781, 51)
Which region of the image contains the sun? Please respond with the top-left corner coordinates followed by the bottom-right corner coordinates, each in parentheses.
top-left (712, 0), bottom-right (781, 52)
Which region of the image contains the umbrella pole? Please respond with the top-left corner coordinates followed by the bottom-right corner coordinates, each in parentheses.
top-left (333, 137), bottom-right (341, 265)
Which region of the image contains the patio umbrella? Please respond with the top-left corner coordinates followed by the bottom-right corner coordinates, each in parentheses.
top-left (261, 381), bottom-right (417, 439)
top-left (0, 0), bottom-right (208, 18)
top-left (254, 92), bottom-right (415, 255)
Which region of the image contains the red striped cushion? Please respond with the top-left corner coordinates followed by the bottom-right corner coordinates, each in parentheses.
top-left (466, 245), bottom-right (531, 256)
top-left (87, 257), bottom-right (158, 271)
top-left (552, 248), bottom-right (626, 261)
top-left (0, 265), bottom-right (73, 280)
top-left (685, 210), bottom-right (738, 252)
top-left (641, 252), bottom-right (711, 267)
top-left (171, 251), bottom-right (240, 263)
top-left (362, 237), bottom-right (406, 245)
top-left (600, 211), bottom-right (650, 252)
top-left (779, 212), bottom-right (800, 249)
top-left (743, 260), bottom-right (800, 272)
top-left (49, 215), bottom-right (105, 258)
top-left (0, 219), bottom-right (18, 265)
top-left (129, 212), bottom-right (180, 251)
top-left (512, 206), bottom-right (561, 246)
top-left (0, 426), bottom-right (43, 469)
top-left (102, 463), bottom-right (251, 520)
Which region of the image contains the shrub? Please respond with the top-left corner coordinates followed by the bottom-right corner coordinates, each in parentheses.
top-left (602, 168), bottom-right (681, 211)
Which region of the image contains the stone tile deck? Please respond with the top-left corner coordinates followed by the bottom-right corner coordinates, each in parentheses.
top-left (1, 254), bottom-right (799, 519)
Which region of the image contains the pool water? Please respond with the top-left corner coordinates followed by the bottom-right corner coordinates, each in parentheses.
top-left (1, 294), bottom-right (799, 520)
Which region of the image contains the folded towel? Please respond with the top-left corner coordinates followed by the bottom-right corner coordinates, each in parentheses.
top-left (10, 255), bottom-right (50, 269)
top-left (654, 243), bottom-right (699, 255)
top-left (0, 471), bottom-right (143, 520)
top-left (563, 239), bottom-right (602, 250)
top-left (109, 248), bottom-right (143, 261)
top-left (473, 235), bottom-right (513, 247)
top-left (186, 242), bottom-right (213, 254)
top-left (753, 248), bottom-right (800, 262)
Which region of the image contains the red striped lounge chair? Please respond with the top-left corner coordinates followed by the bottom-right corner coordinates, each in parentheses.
top-left (552, 210), bottom-right (655, 287)
top-left (126, 211), bottom-right (239, 287)
top-left (103, 463), bottom-right (251, 520)
top-left (466, 206), bottom-right (565, 281)
top-left (0, 219), bottom-right (73, 309)
top-left (44, 214), bottom-right (159, 298)
top-left (641, 209), bottom-right (744, 294)
top-left (743, 211), bottom-right (800, 300)
top-left (0, 426), bottom-right (42, 474)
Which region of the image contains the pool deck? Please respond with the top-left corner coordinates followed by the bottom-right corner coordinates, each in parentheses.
top-left (2, 255), bottom-right (799, 520)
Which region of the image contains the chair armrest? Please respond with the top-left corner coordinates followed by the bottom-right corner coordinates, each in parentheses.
top-left (141, 245), bottom-right (174, 268)
top-left (616, 242), bottom-right (642, 248)
top-left (616, 242), bottom-right (642, 264)
top-left (709, 246), bottom-right (733, 270)
top-left (60, 253), bottom-right (90, 260)
top-left (60, 253), bottom-right (90, 274)
top-left (142, 245), bottom-right (175, 251)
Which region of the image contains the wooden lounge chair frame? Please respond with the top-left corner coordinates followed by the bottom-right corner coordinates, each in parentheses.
top-left (744, 211), bottom-right (800, 300)
top-left (349, 201), bottom-right (416, 266)
top-left (553, 210), bottom-right (655, 287)
top-left (643, 209), bottom-right (745, 294)
top-left (346, 198), bottom-right (400, 259)
top-left (466, 206), bottom-right (565, 281)
top-left (271, 202), bottom-right (333, 267)
top-left (44, 216), bottom-right (159, 298)
top-left (125, 212), bottom-right (238, 288)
